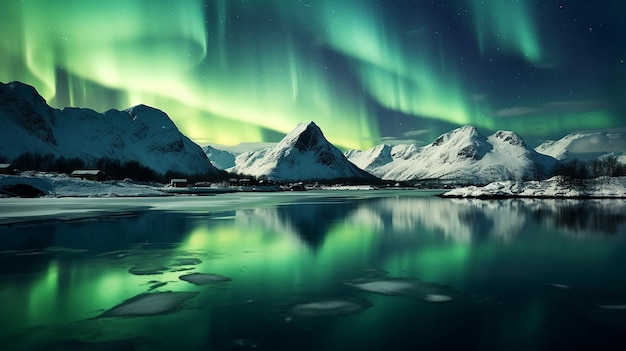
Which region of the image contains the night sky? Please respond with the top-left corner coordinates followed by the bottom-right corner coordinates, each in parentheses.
top-left (1, 0), bottom-right (624, 150)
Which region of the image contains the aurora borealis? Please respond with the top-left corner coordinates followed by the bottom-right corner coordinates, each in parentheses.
top-left (1, 0), bottom-right (624, 150)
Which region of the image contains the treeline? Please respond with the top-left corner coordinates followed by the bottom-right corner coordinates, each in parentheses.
top-left (11, 152), bottom-right (86, 175)
top-left (552, 155), bottom-right (626, 179)
top-left (8, 152), bottom-right (228, 183)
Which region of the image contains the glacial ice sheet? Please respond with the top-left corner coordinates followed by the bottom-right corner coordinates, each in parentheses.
top-left (99, 291), bottom-right (198, 318)
top-left (345, 277), bottom-right (455, 302)
top-left (179, 272), bottom-right (232, 285)
top-left (288, 298), bottom-right (373, 318)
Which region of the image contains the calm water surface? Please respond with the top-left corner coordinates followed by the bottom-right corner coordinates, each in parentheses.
top-left (1, 191), bottom-right (626, 350)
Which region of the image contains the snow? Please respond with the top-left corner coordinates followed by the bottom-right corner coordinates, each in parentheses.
top-left (442, 176), bottom-right (626, 198)
top-left (287, 298), bottom-right (372, 318)
top-left (229, 121), bottom-right (375, 181)
top-left (535, 131), bottom-right (626, 162)
top-left (344, 277), bottom-right (455, 302)
top-left (202, 145), bottom-right (237, 170)
top-left (345, 126), bottom-right (556, 183)
top-left (99, 292), bottom-right (198, 318)
top-left (179, 272), bottom-right (232, 285)
top-left (0, 81), bottom-right (218, 175)
top-left (0, 173), bottom-right (165, 197)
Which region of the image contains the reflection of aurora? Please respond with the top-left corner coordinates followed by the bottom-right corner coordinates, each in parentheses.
top-left (1, 194), bottom-right (626, 348)
top-left (1, 1), bottom-right (623, 149)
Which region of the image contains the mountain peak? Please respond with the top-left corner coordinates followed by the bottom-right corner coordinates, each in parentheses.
top-left (431, 125), bottom-right (483, 147)
top-left (492, 130), bottom-right (526, 147)
top-left (230, 121), bottom-right (376, 181)
top-left (281, 121), bottom-right (326, 152)
top-left (535, 131), bottom-right (625, 162)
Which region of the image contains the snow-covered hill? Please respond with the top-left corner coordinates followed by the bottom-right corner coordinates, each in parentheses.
top-left (346, 126), bottom-right (556, 184)
top-left (202, 145), bottom-right (237, 170)
top-left (229, 122), bottom-right (377, 181)
top-left (535, 131), bottom-right (626, 163)
top-left (0, 81), bottom-right (218, 175)
top-left (344, 144), bottom-right (419, 177)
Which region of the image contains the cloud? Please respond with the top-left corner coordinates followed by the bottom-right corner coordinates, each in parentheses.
top-left (494, 100), bottom-right (608, 117)
top-left (403, 129), bottom-right (430, 138)
top-left (567, 132), bottom-right (626, 153)
top-left (209, 142), bottom-right (277, 153)
top-left (495, 106), bottom-right (540, 117)
top-left (380, 137), bottom-right (421, 146)
top-left (376, 129), bottom-right (431, 146)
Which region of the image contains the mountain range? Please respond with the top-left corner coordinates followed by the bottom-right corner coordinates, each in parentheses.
top-left (2, 80), bottom-right (624, 184)
top-left (344, 126), bottom-right (557, 183)
top-left (214, 126), bottom-right (624, 184)
top-left (535, 132), bottom-right (626, 163)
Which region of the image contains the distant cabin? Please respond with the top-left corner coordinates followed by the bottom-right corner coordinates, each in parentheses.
top-left (71, 170), bottom-right (106, 181)
top-left (170, 179), bottom-right (188, 188)
top-left (0, 163), bottom-right (14, 175)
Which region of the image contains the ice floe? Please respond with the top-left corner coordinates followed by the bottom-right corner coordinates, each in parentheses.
top-left (288, 298), bottom-right (372, 318)
top-left (171, 257), bottom-right (203, 266)
top-left (179, 272), bottom-right (232, 285)
top-left (128, 263), bottom-right (168, 275)
top-left (345, 277), bottom-right (455, 302)
top-left (147, 281), bottom-right (168, 291)
top-left (99, 291), bottom-right (198, 317)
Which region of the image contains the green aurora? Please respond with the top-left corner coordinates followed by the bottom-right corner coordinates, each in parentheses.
top-left (1, 0), bottom-right (624, 149)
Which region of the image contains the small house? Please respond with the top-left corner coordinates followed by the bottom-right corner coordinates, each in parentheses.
top-left (0, 163), bottom-right (14, 175)
top-left (170, 179), bottom-right (188, 188)
top-left (71, 169), bottom-right (106, 181)
top-left (238, 178), bottom-right (251, 186)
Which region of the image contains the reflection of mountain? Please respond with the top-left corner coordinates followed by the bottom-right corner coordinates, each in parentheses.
top-left (231, 196), bottom-right (626, 249)
top-left (526, 199), bottom-right (626, 236)
top-left (235, 200), bottom-right (363, 248)
top-left (345, 197), bottom-right (528, 243)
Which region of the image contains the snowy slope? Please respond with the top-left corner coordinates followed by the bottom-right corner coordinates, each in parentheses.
top-left (535, 131), bottom-right (626, 163)
top-left (0, 81), bottom-right (218, 175)
top-left (203, 145), bottom-right (237, 170)
top-left (344, 144), bottom-right (419, 178)
top-left (347, 126), bottom-right (556, 184)
top-left (229, 122), bottom-right (377, 181)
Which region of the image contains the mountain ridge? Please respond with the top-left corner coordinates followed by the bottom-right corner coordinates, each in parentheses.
top-left (0, 81), bottom-right (219, 176)
top-left (346, 126), bottom-right (556, 184)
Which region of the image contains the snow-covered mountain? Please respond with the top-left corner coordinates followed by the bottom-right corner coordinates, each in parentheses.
top-left (535, 131), bottom-right (626, 163)
top-left (202, 145), bottom-right (237, 170)
top-left (0, 81), bottom-right (218, 175)
top-left (344, 144), bottom-right (419, 177)
top-left (228, 121), bottom-right (377, 181)
top-left (346, 126), bottom-right (556, 184)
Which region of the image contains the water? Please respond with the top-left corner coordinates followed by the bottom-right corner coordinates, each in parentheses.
top-left (1, 191), bottom-right (626, 350)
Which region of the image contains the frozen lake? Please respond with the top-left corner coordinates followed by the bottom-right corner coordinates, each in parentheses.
top-left (1, 191), bottom-right (626, 350)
